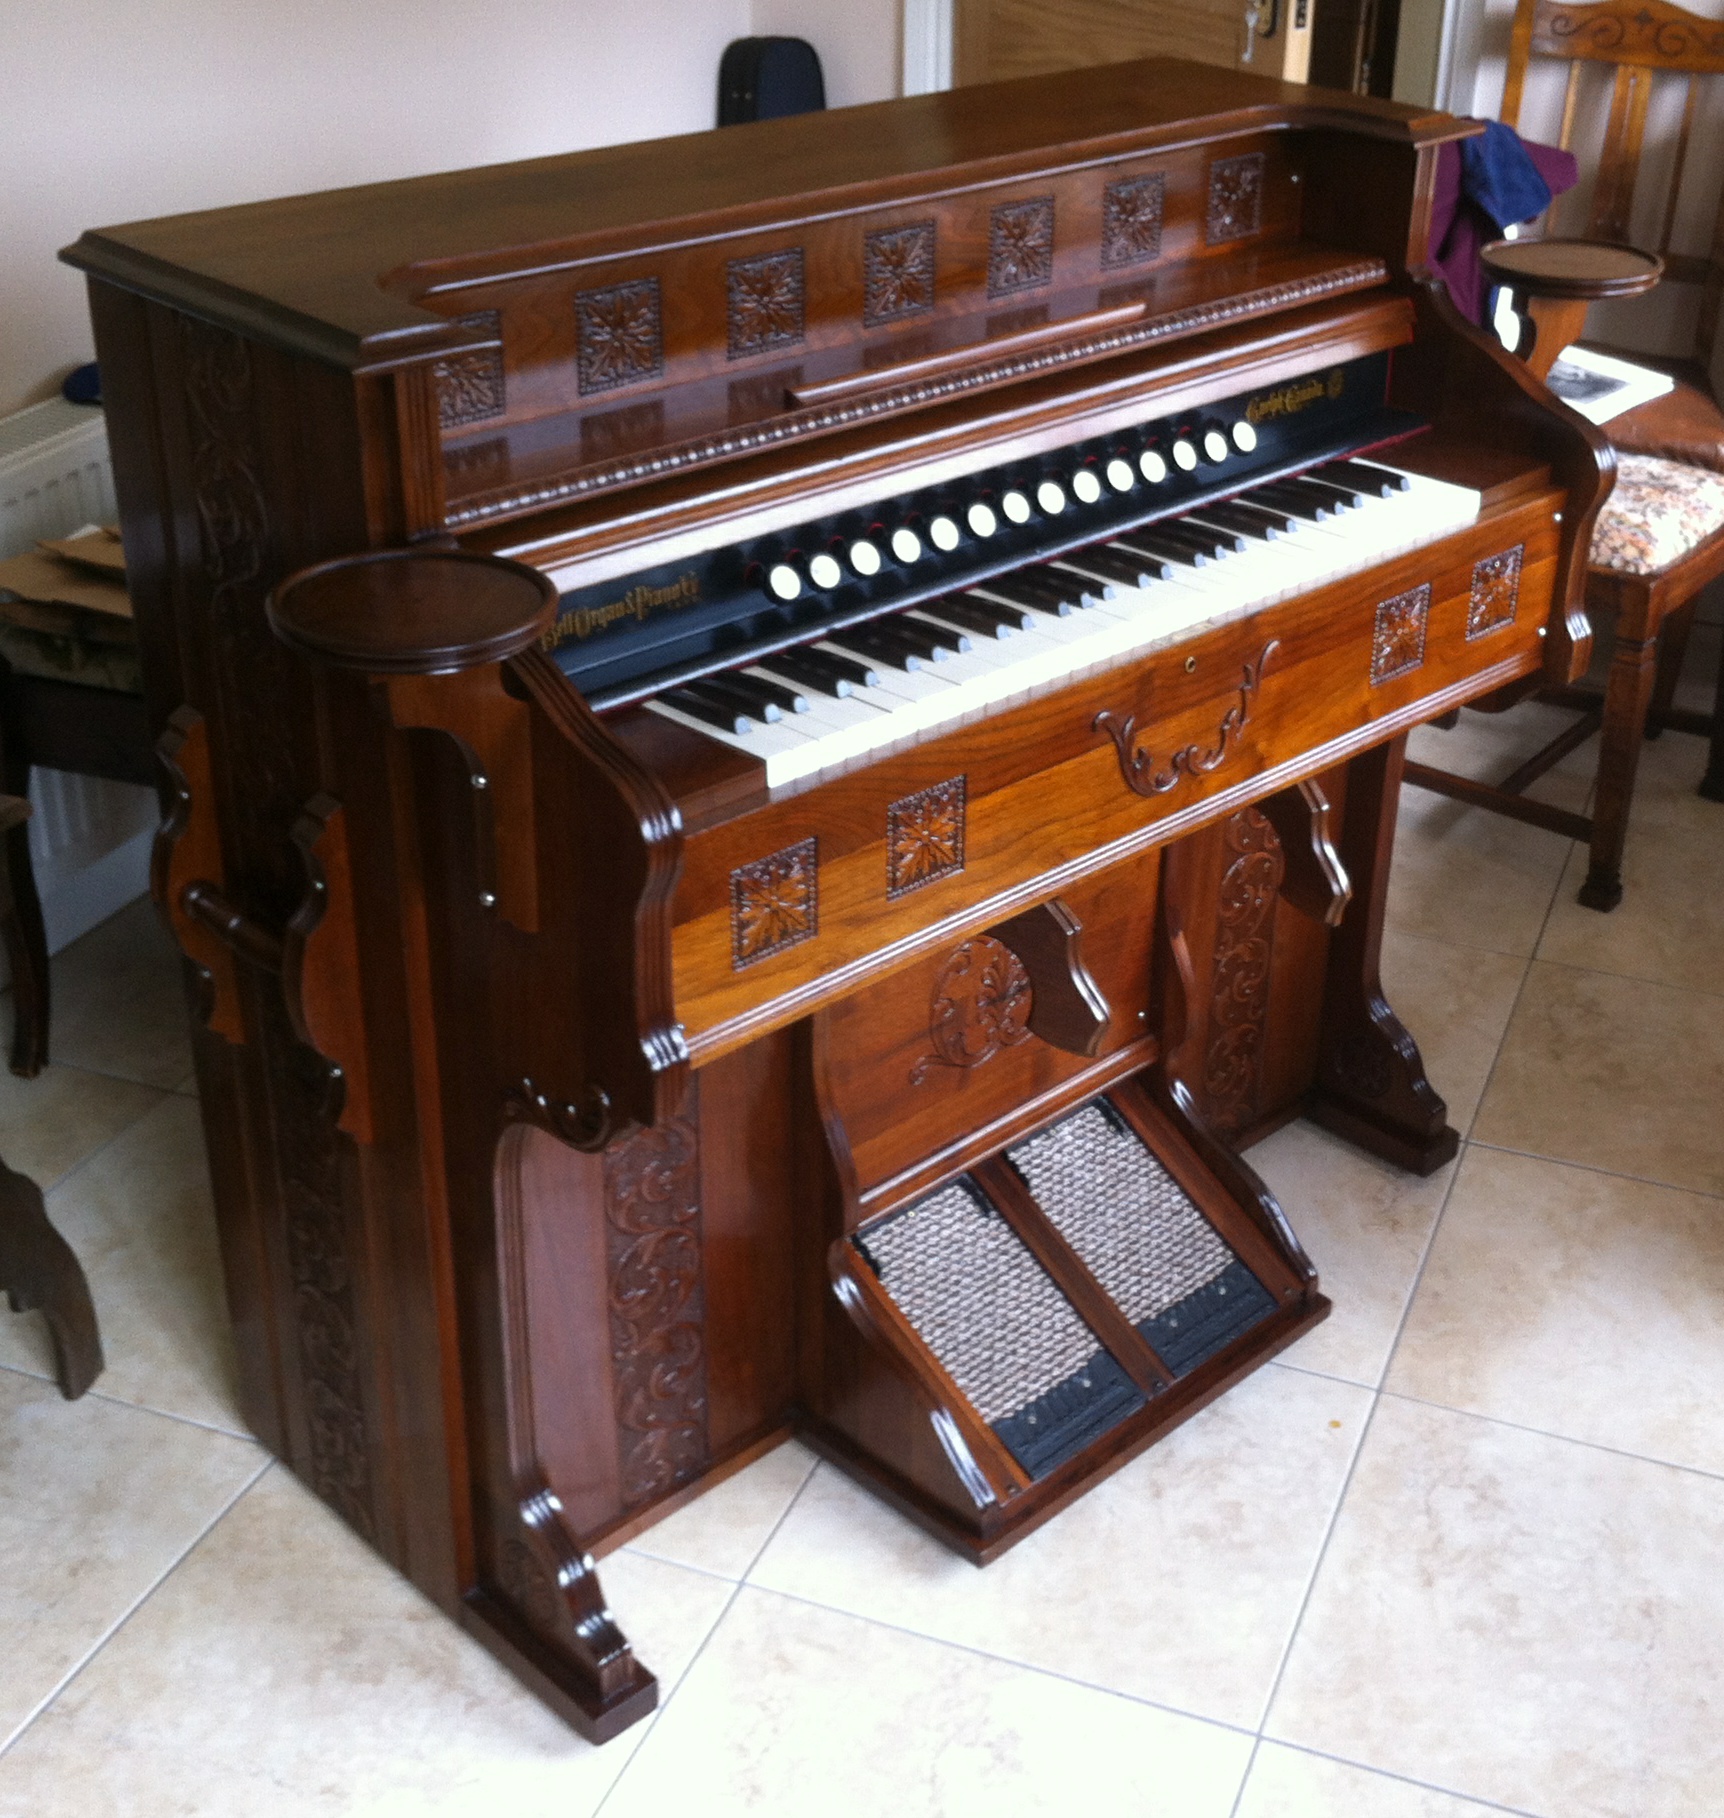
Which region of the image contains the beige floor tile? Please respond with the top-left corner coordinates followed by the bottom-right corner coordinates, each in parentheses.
top-left (1245, 1122), bottom-right (1454, 1388)
top-left (624, 1438), bottom-right (816, 1580)
top-left (1537, 730), bottom-right (1724, 995)
top-left (749, 1365), bottom-right (1369, 1729)
top-left (604, 1584), bottom-right (1250, 1818)
top-left (0, 1466), bottom-right (732, 1817)
top-left (16, 1095), bottom-right (244, 1433)
top-left (48, 896), bottom-right (192, 1091)
top-left (1386, 1146), bottom-right (1724, 1474)
top-left (1237, 1744), bottom-right (1523, 1817)
top-left (1268, 1397), bottom-right (1724, 1817)
top-left (1473, 961), bottom-right (1724, 1196)
top-left (0, 1371), bottom-right (262, 1749)
top-left (1378, 930), bottom-right (1526, 1135)
top-left (0, 1062), bottom-right (160, 1199)
top-left (1393, 706), bottom-right (1588, 959)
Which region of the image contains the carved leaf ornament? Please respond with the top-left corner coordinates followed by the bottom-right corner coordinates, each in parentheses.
top-left (910, 936), bottom-right (1034, 1085)
top-left (1095, 640), bottom-right (1281, 797)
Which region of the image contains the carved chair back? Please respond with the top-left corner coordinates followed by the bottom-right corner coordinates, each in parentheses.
top-left (1500, 0), bottom-right (1724, 364)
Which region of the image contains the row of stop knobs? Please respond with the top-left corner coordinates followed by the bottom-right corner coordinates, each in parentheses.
top-left (761, 419), bottom-right (1261, 602)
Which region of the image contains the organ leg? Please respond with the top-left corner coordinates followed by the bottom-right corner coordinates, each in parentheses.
top-left (1307, 735), bottom-right (1459, 1176)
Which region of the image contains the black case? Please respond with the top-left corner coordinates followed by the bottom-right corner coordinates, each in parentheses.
top-left (717, 37), bottom-right (827, 126)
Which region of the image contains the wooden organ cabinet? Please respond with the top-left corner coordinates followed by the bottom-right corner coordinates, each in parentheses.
top-left (66, 60), bottom-right (1608, 1740)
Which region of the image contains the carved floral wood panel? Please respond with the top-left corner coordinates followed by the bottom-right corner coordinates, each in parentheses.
top-left (1207, 153), bottom-right (1266, 244)
top-left (1371, 583), bottom-right (1431, 684)
top-left (434, 310), bottom-right (506, 429)
top-left (1467, 545), bottom-right (1524, 640)
top-left (726, 250), bottom-right (805, 359)
top-left (603, 1119), bottom-right (708, 1508)
top-left (575, 279), bottom-right (664, 395)
top-left (887, 776), bottom-right (967, 897)
top-left (988, 197), bottom-right (1056, 297)
top-left (864, 222), bottom-right (937, 325)
top-left (730, 837), bottom-right (818, 969)
top-left (1102, 174), bottom-right (1166, 269)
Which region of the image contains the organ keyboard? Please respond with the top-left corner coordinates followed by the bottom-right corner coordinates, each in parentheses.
top-left (69, 57), bottom-right (1609, 1740)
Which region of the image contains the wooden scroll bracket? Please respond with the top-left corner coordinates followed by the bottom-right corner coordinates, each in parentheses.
top-left (989, 898), bottom-right (1112, 1057)
top-left (829, 1243), bottom-right (1029, 1511)
top-left (1257, 779), bottom-right (1352, 927)
top-left (154, 707), bottom-right (249, 1045)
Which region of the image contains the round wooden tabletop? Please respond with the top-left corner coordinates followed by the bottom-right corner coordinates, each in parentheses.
top-left (1479, 237), bottom-right (1663, 300)
top-left (268, 549), bottom-right (558, 675)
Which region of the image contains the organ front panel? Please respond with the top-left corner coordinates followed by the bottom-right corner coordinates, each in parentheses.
top-left (67, 58), bottom-right (1610, 1741)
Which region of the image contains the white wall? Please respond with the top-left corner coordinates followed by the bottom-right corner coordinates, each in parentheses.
top-left (4, 0), bottom-right (766, 417)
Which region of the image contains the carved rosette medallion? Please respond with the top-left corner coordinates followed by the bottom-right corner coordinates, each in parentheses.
top-left (1202, 808), bottom-right (1286, 1136)
top-left (1102, 173), bottom-right (1166, 270)
top-left (434, 309), bottom-right (506, 430)
top-left (1095, 638), bottom-right (1281, 797)
top-left (988, 197), bottom-right (1055, 297)
top-left (864, 221), bottom-right (937, 325)
top-left (887, 776), bottom-right (966, 898)
top-left (727, 250), bottom-right (805, 359)
top-left (575, 278), bottom-right (663, 395)
top-left (1371, 583), bottom-right (1432, 685)
top-left (910, 936), bottom-right (1034, 1085)
top-left (602, 1119), bottom-right (709, 1508)
top-left (1467, 545), bottom-right (1524, 640)
top-left (1207, 153), bottom-right (1266, 244)
top-left (730, 836), bottom-right (818, 969)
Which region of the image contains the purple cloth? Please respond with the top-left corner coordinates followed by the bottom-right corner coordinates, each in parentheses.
top-left (1431, 129), bottom-right (1580, 325)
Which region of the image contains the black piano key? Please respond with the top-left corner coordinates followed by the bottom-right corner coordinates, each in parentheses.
top-left (895, 612), bottom-right (971, 658)
top-left (982, 570), bottom-right (1086, 613)
top-left (781, 646), bottom-right (880, 691)
top-left (1223, 498), bottom-right (1299, 536)
top-left (971, 577), bottom-right (1074, 618)
top-left (954, 591), bottom-right (1034, 632)
top-left (1044, 561), bottom-right (1118, 603)
top-left (922, 596), bottom-right (1020, 639)
top-left (758, 650), bottom-right (858, 697)
top-left (1079, 545), bottom-right (1171, 588)
top-left (684, 675), bottom-right (782, 723)
top-left (1263, 478), bottom-right (1351, 517)
top-left (827, 624), bottom-right (925, 670)
top-left (1112, 530), bottom-right (1208, 569)
top-left (1321, 458), bottom-right (1411, 495)
top-left (1292, 474), bottom-right (1367, 510)
top-left (659, 687), bottom-right (754, 735)
top-left (1244, 482), bottom-right (1334, 522)
top-left (735, 670), bottom-right (812, 715)
top-left (1161, 518), bottom-right (1245, 557)
top-left (1187, 502), bottom-right (1280, 540)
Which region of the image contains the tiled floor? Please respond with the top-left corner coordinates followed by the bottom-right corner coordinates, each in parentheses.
top-left (0, 628), bottom-right (1719, 1817)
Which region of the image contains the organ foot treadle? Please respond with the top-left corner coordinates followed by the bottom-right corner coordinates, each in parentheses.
top-left (824, 1081), bottom-right (1327, 1561)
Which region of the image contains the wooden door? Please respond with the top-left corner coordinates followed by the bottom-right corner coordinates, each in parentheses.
top-left (954, 0), bottom-right (1313, 88)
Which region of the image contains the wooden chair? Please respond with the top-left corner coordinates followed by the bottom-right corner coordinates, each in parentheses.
top-left (1404, 0), bottom-right (1724, 909)
top-left (0, 792), bottom-right (103, 1399)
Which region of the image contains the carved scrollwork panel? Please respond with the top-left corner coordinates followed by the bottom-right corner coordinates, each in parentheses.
top-left (1201, 808), bottom-right (1286, 1136)
top-left (602, 1120), bottom-right (709, 1508)
top-left (1094, 639), bottom-right (1280, 797)
top-left (910, 936), bottom-right (1034, 1085)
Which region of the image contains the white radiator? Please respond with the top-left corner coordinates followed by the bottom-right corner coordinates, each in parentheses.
top-left (0, 397), bottom-right (156, 971)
